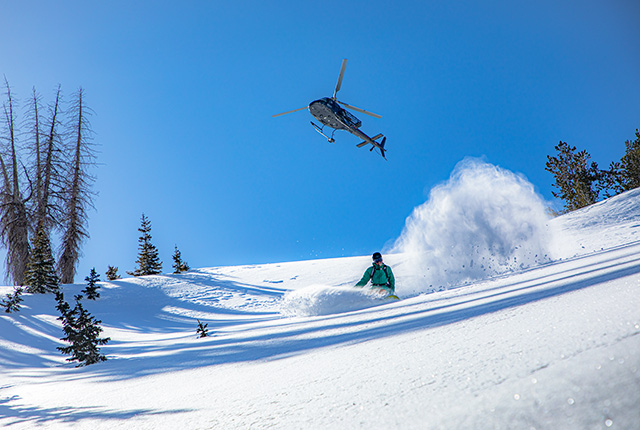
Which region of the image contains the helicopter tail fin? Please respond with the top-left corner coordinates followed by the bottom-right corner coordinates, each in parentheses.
top-left (356, 134), bottom-right (387, 159)
top-left (369, 136), bottom-right (386, 159)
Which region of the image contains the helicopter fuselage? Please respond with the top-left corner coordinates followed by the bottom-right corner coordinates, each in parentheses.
top-left (308, 98), bottom-right (361, 130)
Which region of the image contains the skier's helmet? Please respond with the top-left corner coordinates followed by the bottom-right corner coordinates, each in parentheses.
top-left (372, 252), bottom-right (383, 263)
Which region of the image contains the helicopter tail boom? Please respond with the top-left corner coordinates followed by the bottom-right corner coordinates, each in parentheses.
top-left (356, 133), bottom-right (387, 159)
top-left (356, 133), bottom-right (383, 148)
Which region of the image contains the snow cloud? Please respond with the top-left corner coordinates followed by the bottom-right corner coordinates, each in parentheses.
top-left (393, 158), bottom-right (553, 294)
top-left (280, 285), bottom-right (387, 317)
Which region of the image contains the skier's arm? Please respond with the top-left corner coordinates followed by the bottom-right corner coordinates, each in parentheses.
top-left (388, 268), bottom-right (396, 291)
top-left (355, 267), bottom-right (373, 287)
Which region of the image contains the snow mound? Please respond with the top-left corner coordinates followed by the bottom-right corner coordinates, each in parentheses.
top-left (280, 285), bottom-right (388, 317)
top-left (393, 158), bottom-right (553, 294)
top-left (550, 187), bottom-right (640, 258)
top-left (559, 186), bottom-right (640, 228)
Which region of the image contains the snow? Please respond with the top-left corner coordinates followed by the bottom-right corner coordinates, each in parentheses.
top-left (1, 165), bottom-right (639, 429)
top-left (393, 159), bottom-right (554, 294)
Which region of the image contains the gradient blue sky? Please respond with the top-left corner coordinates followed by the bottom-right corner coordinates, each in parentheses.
top-left (1, 1), bottom-right (639, 281)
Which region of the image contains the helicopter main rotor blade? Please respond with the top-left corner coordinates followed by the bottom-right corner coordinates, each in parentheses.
top-left (337, 100), bottom-right (382, 119)
top-left (272, 106), bottom-right (308, 118)
top-left (332, 59), bottom-right (348, 99)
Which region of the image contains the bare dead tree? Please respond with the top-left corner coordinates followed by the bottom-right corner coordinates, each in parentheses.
top-left (26, 85), bottom-right (65, 232)
top-left (25, 88), bottom-right (43, 224)
top-left (0, 78), bottom-right (30, 285)
top-left (58, 88), bottom-right (96, 284)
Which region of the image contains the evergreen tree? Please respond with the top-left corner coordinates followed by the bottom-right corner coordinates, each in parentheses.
top-left (82, 267), bottom-right (101, 300)
top-left (618, 129), bottom-right (640, 191)
top-left (56, 290), bottom-right (110, 366)
top-left (128, 213), bottom-right (163, 276)
top-left (1, 286), bottom-right (24, 313)
top-left (172, 245), bottom-right (190, 274)
top-left (599, 161), bottom-right (625, 198)
top-left (545, 141), bottom-right (601, 213)
top-left (24, 226), bottom-right (59, 293)
top-left (58, 88), bottom-right (96, 284)
top-left (55, 289), bottom-right (71, 324)
top-left (196, 319), bottom-right (209, 338)
top-left (105, 265), bottom-right (121, 281)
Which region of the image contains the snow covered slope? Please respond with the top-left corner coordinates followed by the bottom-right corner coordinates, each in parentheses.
top-left (1, 189), bottom-right (639, 429)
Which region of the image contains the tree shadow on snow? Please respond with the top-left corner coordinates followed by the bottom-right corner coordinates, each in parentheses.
top-left (5, 248), bottom-right (640, 383)
top-left (0, 272), bottom-right (283, 375)
top-left (81, 246), bottom-right (640, 381)
top-left (0, 394), bottom-right (191, 427)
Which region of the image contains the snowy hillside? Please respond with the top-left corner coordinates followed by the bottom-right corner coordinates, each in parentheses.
top-left (1, 185), bottom-right (639, 428)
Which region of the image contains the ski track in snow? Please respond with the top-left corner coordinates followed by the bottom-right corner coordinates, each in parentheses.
top-left (0, 189), bottom-right (639, 429)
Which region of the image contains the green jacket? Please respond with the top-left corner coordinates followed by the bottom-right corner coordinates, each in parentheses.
top-left (356, 264), bottom-right (395, 292)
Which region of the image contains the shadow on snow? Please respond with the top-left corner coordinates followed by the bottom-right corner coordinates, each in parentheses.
top-left (0, 394), bottom-right (191, 427)
top-left (91, 244), bottom-right (640, 380)
top-left (4, 244), bottom-right (640, 384)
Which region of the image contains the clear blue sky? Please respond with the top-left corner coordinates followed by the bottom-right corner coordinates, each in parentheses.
top-left (1, 1), bottom-right (639, 281)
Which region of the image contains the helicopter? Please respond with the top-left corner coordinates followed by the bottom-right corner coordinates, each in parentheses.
top-left (273, 59), bottom-right (387, 159)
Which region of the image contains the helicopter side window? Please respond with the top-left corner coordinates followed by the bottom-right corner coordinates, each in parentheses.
top-left (342, 109), bottom-right (362, 128)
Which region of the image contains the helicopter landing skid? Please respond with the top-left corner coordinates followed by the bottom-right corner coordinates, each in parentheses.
top-left (310, 121), bottom-right (336, 143)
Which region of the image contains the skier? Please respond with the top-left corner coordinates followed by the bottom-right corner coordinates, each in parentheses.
top-left (355, 252), bottom-right (397, 298)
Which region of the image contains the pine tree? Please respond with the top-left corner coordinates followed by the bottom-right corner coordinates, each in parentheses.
top-left (619, 129), bottom-right (640, 191)
top-left (545, 141), bottom-right (601, 213)
top-left (55, 289), bottom-right (71, 313)
top-left (196, 319), bottom-right (209, 338)
top-left (172, 245), bottom-right (190, 274)
top-left (56, 290), bottom-right (110, 366)
top-left (24, 226), bottom-right (59, 293)
top-left (105, 265), bottom-right (121, 281)
top-left (82, 267), bottom-right (101, 300)
top-left (128, 213), bottom-right (163, 276)
top-left (1, 286), bottom-right (24, 313)
top-left (58, 88), bottom-right (96, 284)
top-left (600, 161), bottom-right (625, 198)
